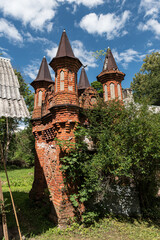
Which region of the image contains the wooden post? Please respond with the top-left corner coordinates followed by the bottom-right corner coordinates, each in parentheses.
top-left (0, 141), bottom-right (22, 240)
top-left (0, 178), bottom-right (9, 240)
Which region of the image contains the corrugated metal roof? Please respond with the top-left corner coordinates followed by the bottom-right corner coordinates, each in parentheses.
top-left (0, 57), bottom-right (30, 118)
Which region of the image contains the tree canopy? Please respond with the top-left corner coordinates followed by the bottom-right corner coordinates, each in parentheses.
top-left (60, 100), bottom-right (160, 217)
top-left (14, 70), bottom-right (34, 113)
top-left (131, 52), bottom-right (160, 106)
top-left (91, 81), bottom-right (103, 96)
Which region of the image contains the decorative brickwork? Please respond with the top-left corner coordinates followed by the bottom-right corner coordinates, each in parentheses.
top-left (79, 87), bottom-right (98, 109)
top-left (97, 48), bottom-right (125, 102)
top-left (30, 32), bottom-right (125, 227)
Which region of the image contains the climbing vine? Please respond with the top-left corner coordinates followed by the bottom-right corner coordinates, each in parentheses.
top-left (60, 100), bottom-right (160, 220)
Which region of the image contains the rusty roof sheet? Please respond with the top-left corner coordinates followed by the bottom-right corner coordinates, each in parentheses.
top-left (0, 57), bottom-right (30, 118)
top-left (103, 48), bottom-right (118, 71)
top-left (55, 30), bottom-right (75, 58)
top-left (31, 57), bottom-right (53, 87)
top-left (78, 67), bottom-right (90, 90)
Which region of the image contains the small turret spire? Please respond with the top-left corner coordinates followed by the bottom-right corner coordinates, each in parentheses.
top-left (55, 30), bottom-right (75, 58)
top-left (78, 67), bottom-right (90, 90)
top-left (49, 30), bottom-right (82, 72)
top-left (103, 48), bottom-right (118, 71)
top-left (31, 57), bottom-right (53, 88)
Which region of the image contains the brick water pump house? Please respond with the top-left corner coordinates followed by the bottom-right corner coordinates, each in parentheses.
top-left (29, 30), bottom-right (125, 226)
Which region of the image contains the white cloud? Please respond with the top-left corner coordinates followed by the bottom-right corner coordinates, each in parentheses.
top-left (148, 48), bottom-right (160, 53)
top-left (138, 1), bottom-right (160, 38)
top-left (114, 0), bottom-right (126, 7)
top-left (45, 40), bottom-right (97, 69)
top-left (79, 11), bottom-right (131, 39)
top-left (0, 18), bottom-right (23, 43)
top-left (23, 59), bottom-right (40, 80)
top-left (0, 0), bottom-right (105, 32)
top-left (139, 0), bottom-right (160, 18)
top-left (0, 47), bottom-right (11, 59)
top-left (112, 49), bottom-right (146, 69)
top-left (65, 0), bottom-right (104, 8)
top-left (72, 40), bottom-right (97, 68)
top-left (66, 4), bottom-right (77, 14)
top-left (23, 32), bottom-right (52, 44)
top-left (138, 19), bottom-right (160, 37)
top-left (0, 0), bottom-right (58, 31)
top-left (146, 41), bottom-right (153, 47)
top-left (45, 44), bottom-right (58, 59)
top-left (46, 22), bottom-right (54, 32)
top-left (121, 0), bottom-right (126, 5)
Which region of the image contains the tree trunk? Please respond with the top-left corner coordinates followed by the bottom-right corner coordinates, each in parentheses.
top-left (4, 118), bottom-right (10, 164)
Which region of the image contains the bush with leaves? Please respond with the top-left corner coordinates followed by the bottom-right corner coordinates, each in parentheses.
top-left (60, 100), bottom-right (160, 218)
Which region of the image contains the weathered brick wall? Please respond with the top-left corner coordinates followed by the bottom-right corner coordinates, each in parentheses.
top-left (32, 82), bottom-right (52, 119)
top-left (102, 80), bottom-right (123, 101)
top-left (97, 70), bottom-right (125, 102)
top-left (30, 57), bottom-right (85, 226)
top-left (54, 68), bottom-right (78, 106)
top-left (79, 87), bottom-right (98, 109)
top-left (30, 106), bottom-right (84, 226)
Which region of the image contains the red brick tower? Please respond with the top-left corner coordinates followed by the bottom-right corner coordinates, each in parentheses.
top-left (97, 48), bottom-right (125, 102)
top-left (30, 30), bottom-right (84, 226)
top-left (31, 56), bottom-right (54, 119)
top-left (30, 57), bottom-right (54, 201)
top-left (50, 30), bottom-right (82, 106)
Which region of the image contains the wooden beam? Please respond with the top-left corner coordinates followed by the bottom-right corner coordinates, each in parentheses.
top-left (0, 178), bottom-right (9, 240)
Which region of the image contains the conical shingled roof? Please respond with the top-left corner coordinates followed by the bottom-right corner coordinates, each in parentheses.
top-left (49, 30), bottom-right (82, 72)
top-left (78, 67), bottom-right (90, 90)
top-left (31, 57), bottom-right (53, 87)
top-left (103, 48), bottom-right (118, 71)
top-left (56, 30), bottom-right (75, 58)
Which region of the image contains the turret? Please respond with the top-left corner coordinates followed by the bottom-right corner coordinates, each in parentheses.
top-left (31, 57), bottom-right (54, 119)
top-left (97, 48), bottom-right (125, 102)
top-left (78, 66), bottom-right (90, 96)
top-left (49, 30), bottom-right (82, 106)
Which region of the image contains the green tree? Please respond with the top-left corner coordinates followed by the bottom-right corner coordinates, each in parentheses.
top-left (131, 52), bottom-right (160, 106)
top-left (14, 70), bottom-right (34, 113)
top-left (0, 70), bottom-right (34, 166)
top-left (91, 81), bottom-right (103, 96)
top-left (61, 100), bottom-right (160, 217)
top-left (9, 127), bottom-right (35, 167)
top-left (8, 71), bottom-right (35, 166)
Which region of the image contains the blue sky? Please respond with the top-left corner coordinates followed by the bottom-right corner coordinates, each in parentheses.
top-left (0, 0), bottom-right (160, 90)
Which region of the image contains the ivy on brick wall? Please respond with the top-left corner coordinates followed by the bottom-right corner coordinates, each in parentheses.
top-left (60, 100), bottom-right (160, 220)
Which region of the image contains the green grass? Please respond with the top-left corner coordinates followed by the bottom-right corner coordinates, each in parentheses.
top-left (30, 218), bottom-right (160, 240)
top-left (1, 168), bottom-right (53, 238)
top-left (1, 168), bottom-right (34, 192)
top-left (0, 168), bottom-right (160, 240)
